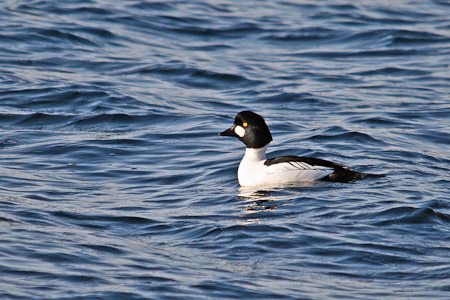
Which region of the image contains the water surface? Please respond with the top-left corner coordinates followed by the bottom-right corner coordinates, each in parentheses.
top-left (0, 0), bottom-right (449, 299)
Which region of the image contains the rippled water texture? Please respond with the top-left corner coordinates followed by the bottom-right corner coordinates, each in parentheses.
top-left (1, 0), bottom-right (449, 299)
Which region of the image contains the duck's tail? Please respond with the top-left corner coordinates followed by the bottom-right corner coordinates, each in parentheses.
top-left (322, 167), bottom-right (385, 183)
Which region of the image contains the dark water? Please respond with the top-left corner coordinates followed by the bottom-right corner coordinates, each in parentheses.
top-left (1, 0), bottom-right (449, 299)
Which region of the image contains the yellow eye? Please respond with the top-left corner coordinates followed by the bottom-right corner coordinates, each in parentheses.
top-left (243, 122), bottom-right (248, 127)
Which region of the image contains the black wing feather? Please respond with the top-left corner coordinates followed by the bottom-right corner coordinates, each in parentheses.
top-left (264, 155), bottom-right (348, 169)
top-left (264, 155), bottom-right (385, 182)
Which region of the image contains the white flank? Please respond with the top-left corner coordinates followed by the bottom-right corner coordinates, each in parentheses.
top-left (237, 146), bottom-right (334, 187)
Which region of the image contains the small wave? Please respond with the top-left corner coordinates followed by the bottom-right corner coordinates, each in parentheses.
top-left (33, 28), bottom-right (98, 46)
top-left (414, 129), bottom-right (450, 147)
top-left (16, 2), bottom-right (112, 17)
top-left (66, 113), bottom-right (146, 130)
top-left (80, 244), bottom-right (126, 255)
top-left (308, 131), bottom-right (385, 145)
top-left (50, 211), bottom-right (158, 230)
top-left (352, 67), bottom-right (431, 77)
top-left (329, 4), bottom-right (359, 10)
top-left (391, 34), bottom-right (450, 46)
top-left (73, 26), bottom-right (116, 39)
top-left (169, 21), bottom-right (264, 38)
top-left (127, 1), bottom-right (174, 11)
top-left (183, 44), bottom-right (234, 51)
top-left (255, 92), bottom-right (337, 106)
top-left (0, 112), bottom-right (72, 129)
top-left (261, 27), bottom-right (342, 42)
top-left (347, 116), bottom-right (404, 127)
top-left (290, 48), bottom-right (430, 59)
top-left (373, 206), bottom-right (450, 226)
top-left (119, 63), bottom-right (263, 90)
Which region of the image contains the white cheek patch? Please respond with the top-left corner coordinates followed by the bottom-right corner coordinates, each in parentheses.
top-left (234, 125), bottom-right (245, 137)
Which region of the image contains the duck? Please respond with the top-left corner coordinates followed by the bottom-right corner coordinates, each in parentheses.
top-left (219, 111), bottom-right (384, 187)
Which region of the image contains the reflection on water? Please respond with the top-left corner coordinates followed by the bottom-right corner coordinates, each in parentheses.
top-left (237, 182), bottom-right (323, 213)
top-left (239, 188), bottom-right (288, 212)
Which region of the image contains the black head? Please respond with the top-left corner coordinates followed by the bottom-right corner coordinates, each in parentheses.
top-left (219, 111), bottom-right (272, 148)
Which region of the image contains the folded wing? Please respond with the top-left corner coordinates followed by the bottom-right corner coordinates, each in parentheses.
top-left (265, 155), bottom-right (384, 182)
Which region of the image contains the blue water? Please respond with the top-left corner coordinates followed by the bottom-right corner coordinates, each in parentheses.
top-left (1, 0), bottom-right (449, 299)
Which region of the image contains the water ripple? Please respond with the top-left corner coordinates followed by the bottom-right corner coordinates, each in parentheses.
top-left (0, 0), bottom-right (449, 299)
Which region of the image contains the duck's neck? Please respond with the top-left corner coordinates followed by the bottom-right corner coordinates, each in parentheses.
top-left (243, 145), bottom-right (268, 162)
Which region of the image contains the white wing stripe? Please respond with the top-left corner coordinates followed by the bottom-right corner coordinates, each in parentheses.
top-left (274, 161), bottom-right (332, 172)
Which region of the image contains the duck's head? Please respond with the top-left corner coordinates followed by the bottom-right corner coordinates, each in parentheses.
top-left (219, 111), bottom-right (272, 148)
